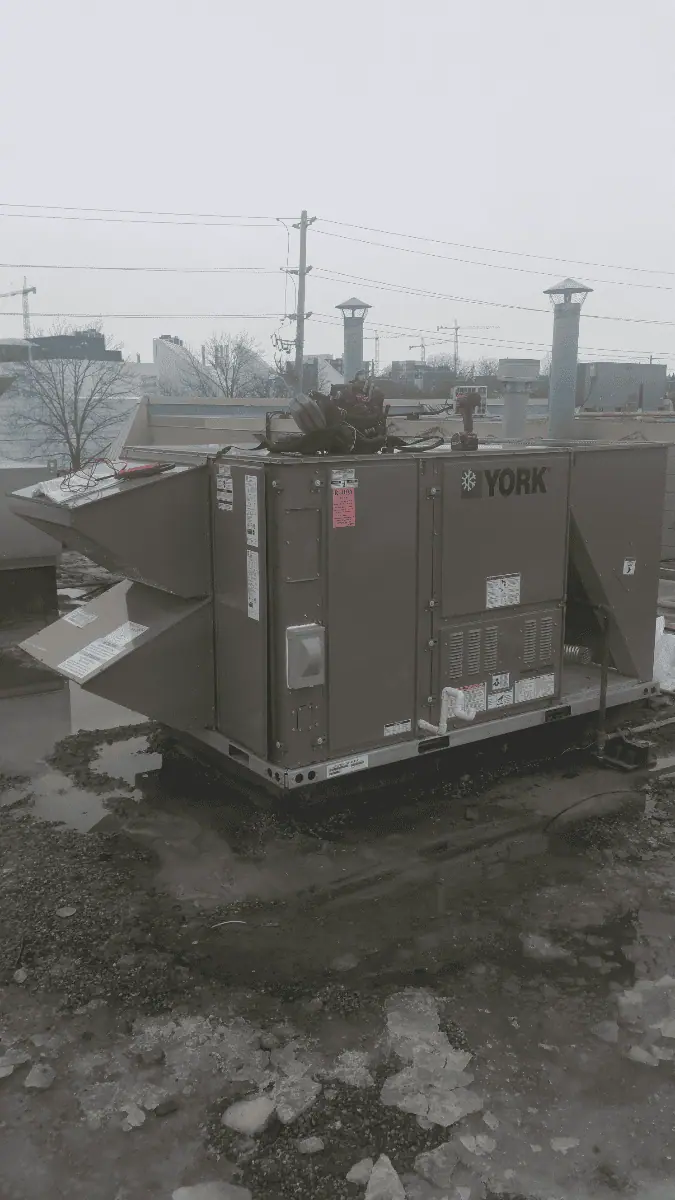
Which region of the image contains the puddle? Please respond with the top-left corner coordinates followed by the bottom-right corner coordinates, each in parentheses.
top-left (91, 735), bottom-right (162, 789)
top-left (0, 770), bottom-right (108, 833)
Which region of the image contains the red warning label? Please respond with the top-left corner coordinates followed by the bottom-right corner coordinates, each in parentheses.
top-left (332, 487), bottom-right (356, 528)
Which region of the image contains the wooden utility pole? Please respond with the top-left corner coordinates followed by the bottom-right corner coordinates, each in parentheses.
top-left (290, 210), bottom-right (316, 393)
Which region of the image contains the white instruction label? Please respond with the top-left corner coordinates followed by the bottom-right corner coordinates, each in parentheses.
top-left (384, 718), bottom-right (412, 737)
top-left (62, 608), bottom-right (98, 628)
top-left (331, 467), bottom-right (358, 489)
top-left (486, 573), bottom-right (521, 609)
top-left (246, 549), bottom-right (260, 621)
top-left (244, 474), bottom-right (258, 546)
top-left (488, 689), bottom-right (514, 710)
top-left (461, 682), bottom-right (487, 714)
top-left (623, 558), bottom-right (636, 576)
top-left (491, 672), bottom-right (510, 692)
top-left (515, 672), bottom-right (556, 704)
top-left (217, 464), bottom-right (233, 512)
top-left (326, 753), bottom-right (369, 779)
top-left (58, 621), bottom-right (148, 681)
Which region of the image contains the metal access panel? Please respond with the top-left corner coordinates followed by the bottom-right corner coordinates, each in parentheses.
top-left (324, 457), bottom-right (419, 756)
top-left (438, 605), bottom-right (563, 723)
top-left (212, 461), bottom-right (269, 757)
top-left (568, 443), bottom-right (667, 681)
top-left (438, 449), bottom-right (570, 618)
top-left (21, 579), bottom-right (214, 728)
top-left (11, 459), bottom-right (211, 598)
top-left (262, 455), bottom-right (420, 764)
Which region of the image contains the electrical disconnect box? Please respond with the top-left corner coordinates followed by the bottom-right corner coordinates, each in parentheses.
top-left (11, 441), bottom-right (666, 790)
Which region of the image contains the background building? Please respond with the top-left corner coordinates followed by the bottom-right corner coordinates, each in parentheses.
top-left (576, 362), bottom-right (668, 412)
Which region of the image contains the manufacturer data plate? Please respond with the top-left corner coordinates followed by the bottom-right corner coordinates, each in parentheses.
top-left (486, 573), bottom-right (521, 609)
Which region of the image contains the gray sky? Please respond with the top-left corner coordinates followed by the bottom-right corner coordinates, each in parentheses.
top-left (2, 0), bottom-right (674, 370)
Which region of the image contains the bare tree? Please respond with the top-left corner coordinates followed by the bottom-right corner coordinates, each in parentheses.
top-left (475, 357), bottom-right (499, 377)
top-left (167, 331), bottom-right (275, 398)
top-left (4, 339), bottom-right (134, 470)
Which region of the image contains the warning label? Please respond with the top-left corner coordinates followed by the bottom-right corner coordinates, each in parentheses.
top-left (331, 468), bottom-right (358, 489)
top-left (515, 672), bottom-right (555, 704)
top-left (58, 622), bottom-right (148, 681)
top-left (488, 689), bottom-right (514, 710)
top-left (623, 558), bottom-right (637, 576)
top-left (63, 608), bottom-right (98, 629)
top-left (384, 718), bottom-right (412, 737)
top-left (491, 672), bottom-right (510, 692)
top-left (217, 464), bottom-right (233, 512)
top-left (333, 487), bottom-right (356, 528)
top-left (461, 682), bottom-right (487, 714)
top-left (326, 754), bottom-right (369, 779)
top-left (486, 573), bottom-right (521, 609)
top-left (244, 474), bottom-right (258, 546)
top-left (246, 549), bottom-right (260, 621)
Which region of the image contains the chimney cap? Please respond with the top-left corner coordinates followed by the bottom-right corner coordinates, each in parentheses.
top-left (543, 277), bottom-right (593, 302)
top-left (336, 296), bottom-right (371, 314)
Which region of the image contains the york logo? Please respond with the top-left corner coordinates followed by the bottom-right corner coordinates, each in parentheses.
top-left (461, 465), bottom-right (547, 499)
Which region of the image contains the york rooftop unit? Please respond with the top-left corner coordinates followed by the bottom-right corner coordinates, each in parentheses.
top-left (11, 440), bottom-right (666, 789)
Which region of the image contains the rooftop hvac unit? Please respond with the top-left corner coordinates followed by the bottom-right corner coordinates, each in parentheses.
top-left (10, 440), bottom-right (666, 791)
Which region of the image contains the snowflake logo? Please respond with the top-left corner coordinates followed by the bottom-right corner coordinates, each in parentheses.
top-left (461, 469), bottom-right (477, 492)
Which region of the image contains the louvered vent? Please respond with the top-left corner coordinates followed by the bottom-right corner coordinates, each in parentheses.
top-left (539, 615), bottom-right (553, 663)
top-left (523, 618), bottom-right (537, 666)
top-left (483, 626), bottom-right (498, 671)
top-left (448, 631), bottom-right (464, 679)
top-left (467, 628), bottom-right (481, 674)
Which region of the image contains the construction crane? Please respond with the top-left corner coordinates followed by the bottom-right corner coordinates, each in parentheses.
top-left (436, 320), bottom-right (497, 375)
top-left (0, 278), bottom-right (36, 339)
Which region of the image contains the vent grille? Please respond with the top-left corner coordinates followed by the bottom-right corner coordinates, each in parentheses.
top-left (483, 626), bottom-right (498, 670)
top-left (539, 615), bottom-right (553, 663)
top-left (523, 618), bottom-right (537, 666)
top-left (448, 631), bottom-right (464, 679)
top-left (467, 629), bottom-right (481, 674)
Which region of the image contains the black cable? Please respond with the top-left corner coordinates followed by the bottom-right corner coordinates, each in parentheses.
top-left (320, 218), bottom-right (675, 280)
top-left (313, 269), bottom-right (675, 328)
top-left (0, 202), bottom-right (295, 220)
top-left (0, 311), bottom-right (284, 319)
top-left (0, 212), bottom-right (281, 228)
top-left (313, 228), bottom-right (675, 293)
top-left (0, 263), bottom-right (281, 274)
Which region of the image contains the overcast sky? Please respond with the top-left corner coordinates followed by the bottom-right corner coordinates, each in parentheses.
top-left (2, 0), bottom-right (674, 370)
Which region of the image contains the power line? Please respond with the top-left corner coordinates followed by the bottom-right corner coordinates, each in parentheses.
top-left (0, 311), bottom-right (284, 319)
top-left (310, 313), bottom-right (672, 359)
top-left (0, 202), bottom-right (292, 220)
top-left (320, 218), bottom-right (675, 280)
top-left (312, 270), bottom-right (675, 328)
top-left (3, 202), bottom-right (672, 278)
top-left (0, 262), bottom-right (279, 274)
top-left (0, 212), bottom-right (281, 229)
top-left (313, 228), bottom-right (675, 293)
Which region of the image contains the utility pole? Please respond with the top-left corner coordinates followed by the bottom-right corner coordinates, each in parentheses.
top-left (290, 210), bottom-right (316, 393)
top-left (22, 277), bottom-right (34, 339)
top-left (409, 337), bottom-right (426, 364)
top-left (436, 320), bottom-right (497, 375)
top-left (0, 280), bottom-right (36, 340)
